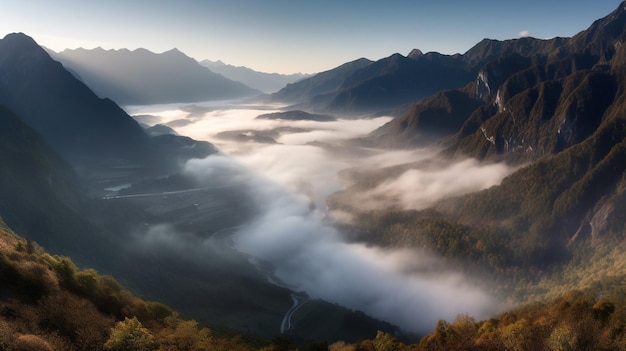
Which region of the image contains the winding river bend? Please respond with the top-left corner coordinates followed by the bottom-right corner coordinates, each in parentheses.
top-left (280, 293), bottom-right (309, 334)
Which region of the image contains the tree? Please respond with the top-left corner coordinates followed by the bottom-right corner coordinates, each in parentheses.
top-left (11, 334), bottom-right (53, 351)
top-left (158, 315), bottom-right (213, 351)
top-left (547, 323), bottom-right (578, 351)
top-left (592, 299), bottom-right (615, 322)
top-left (372, 330), bottom-right (398, 351)
top-left (104, 317), bottom-right (157, 351)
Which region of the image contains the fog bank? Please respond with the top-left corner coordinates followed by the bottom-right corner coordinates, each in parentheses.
top-left (183, 154), bottom-right (495, 332)
top-left (354, 158), bottom-right (514, 211)
top-left (130, 102), bottom-right (508, 332)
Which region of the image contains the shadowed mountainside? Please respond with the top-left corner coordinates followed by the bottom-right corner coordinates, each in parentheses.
top-left (51, 47), bottom-right (261, 105)
top-left (0, 33), bottom-right (217, 178)
top-left (0, 34), bottom-right (403, 342)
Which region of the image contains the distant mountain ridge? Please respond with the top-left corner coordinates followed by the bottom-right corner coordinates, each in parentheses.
top-left (269, 16), bottom-right (626, 115)
top-left (51, 47), bottom-right (260, 105)
top-left (200, 59), bottom-right (309, 93)
top-left (271, 36), bottom-right (573, 115)
top-left (0, 33), bottom-right (216, 178)
top-left (0, 34), bottom-right (149, 165)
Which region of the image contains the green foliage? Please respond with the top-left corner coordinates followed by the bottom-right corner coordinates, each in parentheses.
top-left (372, 330), bottom-right (398, 351)
top-left (104, 317), bottom-right (157, 351)
top-left (146, 301), bottom-right (173, 321)
top-left (0, 226), bottom-right (257, 351)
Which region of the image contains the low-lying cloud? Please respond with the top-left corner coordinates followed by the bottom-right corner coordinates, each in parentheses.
top-left (184, 154), bottom-right (495, 333)
top-left (130, 102), bottom-right (507, 333)
top-left (353, 158), bottom-right (514, 211)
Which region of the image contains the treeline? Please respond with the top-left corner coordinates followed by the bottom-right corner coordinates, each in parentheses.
top-left (330, 283), bottom-right (626, 351)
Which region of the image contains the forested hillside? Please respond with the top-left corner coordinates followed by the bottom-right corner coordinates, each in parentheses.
top-left (0, 218), bottom-right (266, 351)
top-left (328, 3), bottom-right (626, 347)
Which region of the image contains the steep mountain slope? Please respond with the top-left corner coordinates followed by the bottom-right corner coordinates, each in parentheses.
top-left (52, 47), bottom-right (260, 105)
top-left (0, 33), bottom-right (150, 166)
top-left (327, 52), bottom-right (472, 113)
top-left (0, 219), bottom-right (263, 351)
top-left (0, 104), bottom-right (92, 254)
top-left (329, 1), bottom-right (626, 311)
top-left (270, 57), bottom-right (373, 105)
top-left (368, 89), bottom-right (483, 147)
top-left (0, 33), bottom-right (216, 177)
top-left (270, 52), bottom-right (473, 114)
top-left (370, 3), bottom-right (626, 155)
top-left (200, 59), bottom-right (309, 93)
top-left (566, 2), bottom-right (626, 60)
top-left (444, 3), bottom-right (626, 162)
top-left (270, 34), bottom-right (581, 115)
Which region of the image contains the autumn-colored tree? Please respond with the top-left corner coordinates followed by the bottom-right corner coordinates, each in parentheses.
top-left (546, 323), bottom-right (578, 351)
top-left (372, 330), bottom-right (398, 351)
top-left (10, 334), bottom-right (53, 351)
top-left (329, 341), bottom-right (357, 351)
top-left (104, 317), bottom-right (157, 351)
top-left (592, 299), bottom-right (615, 322)
top-left (38, 293), bottom-right (114, 350)
top-left (157, 314), bottom-right (213, 351)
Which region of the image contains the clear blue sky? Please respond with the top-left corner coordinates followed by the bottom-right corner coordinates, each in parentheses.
top-left (0, 0), bottom-right (621, 74)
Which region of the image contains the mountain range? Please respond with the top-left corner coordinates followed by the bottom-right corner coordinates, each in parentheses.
top-left (200, 59), bottom-right (309, 93)
top-left (268, 40), bottom-right (562, 114)
top-left (51, 47), bottom-right (260, 105)
top-left (0, 33), bottom-right (217, 177)
top-left (329, 0), bottom-right (626, 319)
top-left (3, 1), bottom-right (626, 349)
top-left (267, 9), bottom-right (626, 116)
top-left (368, 0), bottom-right (626, 157)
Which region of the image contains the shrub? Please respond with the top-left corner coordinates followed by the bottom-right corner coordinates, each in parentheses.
top-left (104, 317), bottom-right (157, 351)
top-left (11, 334), bottom-right (53, 351)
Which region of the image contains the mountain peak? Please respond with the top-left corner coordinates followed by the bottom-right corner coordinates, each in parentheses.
top-left (164, 47), bottom-right (184, 55)
top-left (408, 48), bottom-right (424, 59)
top-left (0, 32), bottom-right (53, 63)
top-left (2, 32), bottom-right (35, 42)
top-left (566, 0), bottom-right (626, 61)
top-left (1, 32), bottom-right (43, 51)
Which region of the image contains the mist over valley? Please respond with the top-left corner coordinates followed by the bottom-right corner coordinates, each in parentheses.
top-left (123, 101), bottom-right (508, 333)
top-left (3, 2), bottom-right (626, 349)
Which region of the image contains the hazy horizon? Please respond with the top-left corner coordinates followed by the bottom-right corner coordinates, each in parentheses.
top-left (1, 1), bottom-right (620, 74)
